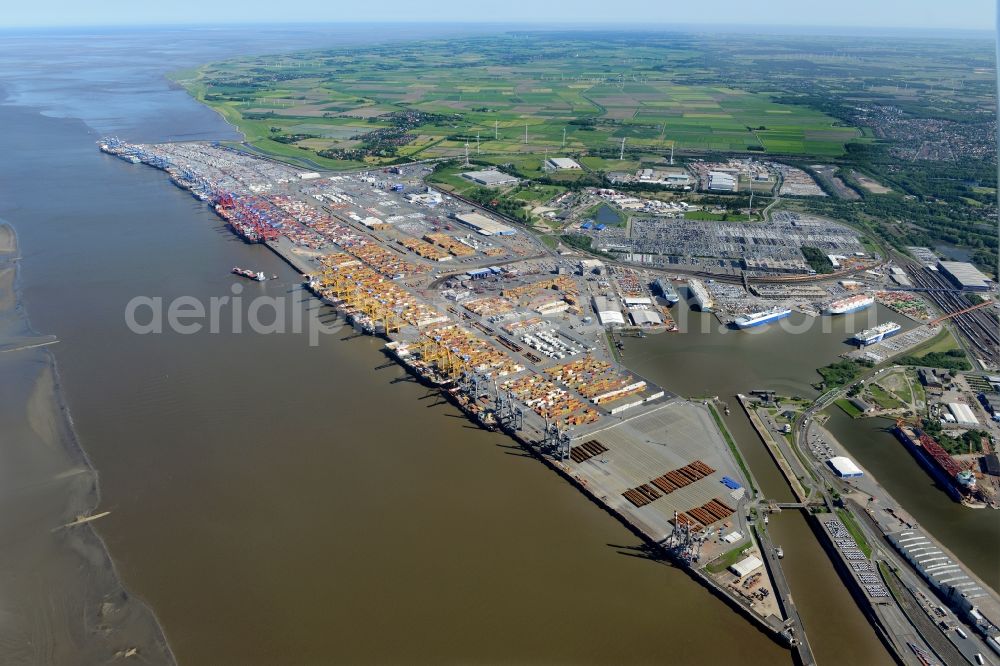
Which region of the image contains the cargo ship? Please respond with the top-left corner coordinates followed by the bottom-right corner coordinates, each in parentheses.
top-left (305, 278), bottom-right (342, 307)
top-left (652, 278), bottom-right (680, 305)
top-left (853, 321), bottom-right (901, 346)
top-left (893, 423), bottom-right (983, 506)
top-left (213, 194), bottom-right (280, 244)
top-left (824, 294), bottom-right (874, 315)
top-left (232, 267), bottom-right (266, 281)
top-left (688, 279), bottom-right (714, 312)
top-left (734, 308), bottom-right (792, 329)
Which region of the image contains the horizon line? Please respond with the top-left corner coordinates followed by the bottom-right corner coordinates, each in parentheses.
top-left (0, 21), bottom-right (995, 35)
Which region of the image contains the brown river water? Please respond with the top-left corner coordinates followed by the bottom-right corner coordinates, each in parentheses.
top-left (1, 94), bottom-right (789, 663)
top-left (4, 26), bottom-right (990, 665)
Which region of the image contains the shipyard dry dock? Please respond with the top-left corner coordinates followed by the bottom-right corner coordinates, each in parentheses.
top-left (99, 138), bottom-right (790, 643)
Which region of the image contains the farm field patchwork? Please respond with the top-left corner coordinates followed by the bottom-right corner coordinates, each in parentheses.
top-left (176, 33), bottom-right (860, 167)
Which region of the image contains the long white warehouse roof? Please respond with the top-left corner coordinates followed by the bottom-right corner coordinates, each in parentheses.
top-left (455, 212), bottom-right (515, 236)
top-left (827, 456), bottom-right (863, 477)
top-left (948, 402), bottom-right (979, 425)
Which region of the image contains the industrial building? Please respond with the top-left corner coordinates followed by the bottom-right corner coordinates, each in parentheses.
top-left (947, 402), bottom-right (980, 426)
top-left (454, 212), bottom-right (516, 236)
top-left (629, 308), bottom-right (662, 326)
top-left (729, 554), bottom-right (764, 578)
top-left (360, 216), bottom-right (390, 230)
top-left (707, 171), bottom-right (737, 192)
top-left (579, 258), bottom-right (605, 275)
top-left (544, 157), bottom-right (581, 170)
top-left (889, 266), bottom-right (913, 287)
top-left (888, 529), bottom-right (997, 623)
top-left (460, 169), bottom-right (519, 187)
top-left (827, 456), bottom-right (864, 478)
top-left (978, 392), bottom-right (1000, 417)
top-left (849, 398), bottom-right (874, 415)
top-left (919, 368), bottom-right (945, 389)
top-left (592, 296), bottom-right (625, 326)
top-left (406, 190), bottom-right (442, 206)
top-left (937, 261), bottom-right (992, 291)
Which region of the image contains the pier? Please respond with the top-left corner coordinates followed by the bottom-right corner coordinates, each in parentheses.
top-left (738, 394), bottom-right (810, 503)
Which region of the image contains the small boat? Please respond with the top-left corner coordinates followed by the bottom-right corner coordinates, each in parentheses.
top-left (775, 546), bottom-right (784, 559)
top-left (232, 267), bottom-right (266, 281)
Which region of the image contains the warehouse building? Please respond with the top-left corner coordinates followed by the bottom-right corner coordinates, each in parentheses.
top-left (887, 529), bottom-right (999, 626)
top-left (544, 157), bottom-right (581, 170)
top-left (708, 171), bottom-right (737, 192)
top-left (827, 456), bottom-right (864, 478)
top-left (629, 308), bottom-right (662, 326)
top-left (978, 392), bottom-right (1000, 417)
top-left (592, 296), bottom-right (625, 326)
top-left (729, 554), bottom-right (764, 578)
top-left (454, 212), bottom-right (516, 236)
top-left (947, 402), bottom-right (980, 426)
top-left (461, 169), bottom-right (519, 187)
top-left (937, 261), bottom-right (992, 291)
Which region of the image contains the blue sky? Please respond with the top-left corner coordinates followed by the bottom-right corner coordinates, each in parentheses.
top-left (5, 0), bottom-right (995, 30)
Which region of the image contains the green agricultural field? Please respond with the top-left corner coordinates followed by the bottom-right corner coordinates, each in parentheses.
top-left (175, 29), bottom-right (996, 279)
top-left (176, 33), bottom-right (862, 168)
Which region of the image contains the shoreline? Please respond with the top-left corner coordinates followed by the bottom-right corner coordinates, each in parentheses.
top-left (385, 339), bottom-right (793, 646)
top-left (272, 214), bottom-right (800, 647)
top-left (0, 222), bottom-right (175, 664)
top-left (110, 139), bottom-right (798, 646)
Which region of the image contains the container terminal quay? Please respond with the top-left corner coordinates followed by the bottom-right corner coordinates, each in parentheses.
top-left (101, 138), bottom-right (1000, 665)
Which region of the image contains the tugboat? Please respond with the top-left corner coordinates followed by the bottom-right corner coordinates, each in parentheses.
top-left (232, 267), bottom-right (267, 281)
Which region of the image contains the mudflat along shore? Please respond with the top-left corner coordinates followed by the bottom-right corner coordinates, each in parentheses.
top-left (0, 222), bottom-right (174, 665)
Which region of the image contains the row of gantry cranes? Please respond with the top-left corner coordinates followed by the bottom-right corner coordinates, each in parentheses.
top-left (311, 259), bottom-right (587, 457)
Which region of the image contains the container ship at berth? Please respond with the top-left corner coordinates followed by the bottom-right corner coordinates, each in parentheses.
top-left (652, 278), bottom-right (680, 305)
top-left (853, 321), bottom-right (901, 346)
top-left (734, 308), bottom-right (792, 329)
top-left (687, 279), bottom-right (714, 312)
top-left (213, 194), bottom-right (280, 244)
top-left (824, 294), bottom-right (874, 315)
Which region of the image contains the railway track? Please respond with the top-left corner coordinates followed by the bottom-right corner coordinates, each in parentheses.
top-left (900, 258), bottom-right (999, 366)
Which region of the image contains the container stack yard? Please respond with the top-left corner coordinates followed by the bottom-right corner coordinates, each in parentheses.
top-left (101, 137), bottom-right (873, 644)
